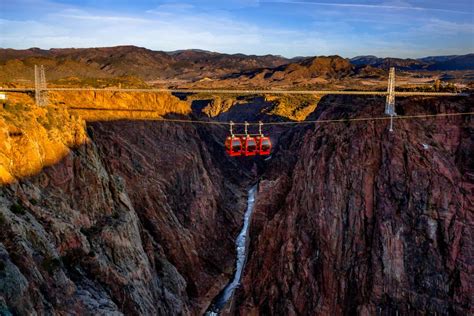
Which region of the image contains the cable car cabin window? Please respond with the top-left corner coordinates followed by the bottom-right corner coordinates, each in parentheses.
top-left (261, 139), bottom-right (271, 151)
top-left (243, 137), bottom-right (257, 156)
top-left (247, 141), bottom-right (256, 151)
top-left (232, 140), bottom-right (241, 151)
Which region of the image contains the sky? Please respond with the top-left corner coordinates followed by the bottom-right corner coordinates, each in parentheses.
top-left (1, 0), bottom-right (473, 58)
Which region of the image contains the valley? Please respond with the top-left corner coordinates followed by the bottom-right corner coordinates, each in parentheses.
top-left (0, 46), bottom-right (473, 315)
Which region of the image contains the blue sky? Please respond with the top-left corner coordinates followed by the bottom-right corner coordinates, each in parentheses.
top-left (1, 0), bottom-right (473, 58)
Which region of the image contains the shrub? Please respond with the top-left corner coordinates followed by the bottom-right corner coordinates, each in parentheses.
top-left (3, 102), bottom-right (28, 116)
top-left (10, 203), bottom-right (26, 216)
top-left (42, 256), bottom-right (61, 274)
top-left (61, 248), bottom-right (87, 269)
top-left (0, 212), bottom-right (5, 226)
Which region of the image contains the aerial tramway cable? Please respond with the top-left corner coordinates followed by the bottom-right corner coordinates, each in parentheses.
top-left (152, 111), bottom-right (473, 157)
top-left (82, 111), bottom-right (472, 126)
top-left (68, 107), bottom-right (473, 157)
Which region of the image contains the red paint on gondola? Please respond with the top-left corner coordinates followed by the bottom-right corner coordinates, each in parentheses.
top-left (256, 136), bottom-right (272, 155)
top-left (225, 136), bottom-right (242, 156)
top-left (225, 121), bottom-right (272, 157)
top-left (242, 136), bottom-right (257, 156)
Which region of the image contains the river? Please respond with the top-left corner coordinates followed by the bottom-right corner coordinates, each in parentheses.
top-left (205, 185), bottom-right (257, 315)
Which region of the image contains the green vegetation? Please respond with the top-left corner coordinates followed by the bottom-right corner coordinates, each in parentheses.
top-left (10, 203), bottom-right (26, 216)
top-left (0, 212), bottom-right (5, 226)
top-left (3, 102), bottom-right (29, 117)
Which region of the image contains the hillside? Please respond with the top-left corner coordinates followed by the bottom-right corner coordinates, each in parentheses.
top-left (200, 55), bottom-right (386, 89)
top-left (0, 46), bottom-right (290, 83)
top-left (351, 54), bottom-right (474, 71)
top-left (2, 47), bottom-right (473, 89)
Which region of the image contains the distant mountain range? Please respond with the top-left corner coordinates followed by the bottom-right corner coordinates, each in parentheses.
top-left (0, 46), bottom-right (289, 82)
top-left (0, 46), bottom-right (472, 84)
top-left (350, 54), bottom-right (474, 71)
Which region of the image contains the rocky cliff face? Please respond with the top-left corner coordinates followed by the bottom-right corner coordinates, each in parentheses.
top-left (0, 98), bottom-right (88, 184)
top-left (235, 95), bottom-right (473, 315)
top-left (1, 92), bottom-right (472, 315)
top-left (0, 102), bottom-right (252, 314)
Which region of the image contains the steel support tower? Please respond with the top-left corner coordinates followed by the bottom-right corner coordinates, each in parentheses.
top-left (385, 67), bottom-right (396, 131)
top-left (34, 65), bottom-right (48, 107)
top-left (385, 67), bottom-right (396, 115)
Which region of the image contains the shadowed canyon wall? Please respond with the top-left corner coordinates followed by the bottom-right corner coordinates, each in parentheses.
top-left (0, 117), bottom-right (252, 315)
top-left (0, 92), bottom-right (255, 315)
top-left (0, 93), bottom-right (472, 315)
top-left (235, 95), bottom-right (473, 315)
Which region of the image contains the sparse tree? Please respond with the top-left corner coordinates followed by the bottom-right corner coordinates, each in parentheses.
top-left (434, 79), bottom-right (441, 92)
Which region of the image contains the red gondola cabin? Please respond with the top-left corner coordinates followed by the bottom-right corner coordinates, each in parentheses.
top-left (242, 136), bottom-right (257, 156)
top-left (225, 136), bottom-right (242, 156)
top-left (257, 137), bottom-right (272, 155)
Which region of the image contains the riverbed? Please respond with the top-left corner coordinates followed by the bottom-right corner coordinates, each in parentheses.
top-left (205, 185), bottom-right (257, 315)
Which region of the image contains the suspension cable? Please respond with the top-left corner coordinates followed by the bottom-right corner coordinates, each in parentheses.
top-left (67, 109), bottom-right (474, 126)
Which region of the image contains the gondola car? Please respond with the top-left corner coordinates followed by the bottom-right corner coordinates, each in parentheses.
top-left (257, 136), bottom-right (272, 155)
top-left (241, 136), bottom-right (257, 156)
top-left (225, 136), bottom-right (242, 156)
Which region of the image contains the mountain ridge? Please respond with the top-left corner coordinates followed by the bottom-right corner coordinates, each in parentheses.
top-left (351, 53), bottom-right (474, 70)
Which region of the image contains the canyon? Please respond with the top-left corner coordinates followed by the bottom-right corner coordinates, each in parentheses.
top-left (236, 95), bottom-right (473, 315)
top-left (0, 81), bottom-right (473, 314)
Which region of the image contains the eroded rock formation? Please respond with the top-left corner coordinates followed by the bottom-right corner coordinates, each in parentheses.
top-left (0, 93), bottom-right (472, 315)
top-left (0, 95), bottom-right (252, 315)
top-left (235, 95), bottom-right (473, 315)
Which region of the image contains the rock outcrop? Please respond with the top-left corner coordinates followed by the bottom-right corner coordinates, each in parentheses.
top-left (235, 95), bottom-right (473, 315)
top-left (0, 117), bottom-right (251, 315)
top-left (48, 91), bottom-right (192, 121)
top-left (0, 100), bottom-right (88, 184)
top-left (0, 93), bottom-right (254, 315)
top-left (1, 91), bottom-right (472, 315)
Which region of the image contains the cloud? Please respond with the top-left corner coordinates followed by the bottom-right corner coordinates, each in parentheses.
top-left (262, 0), bottom-right (470, 14)
top-left (54, 10), bottom-right (151, 23)
top-left (0, 0), bottom-right (472, 58)
top-left (409, 18), bottom-right (474, 35)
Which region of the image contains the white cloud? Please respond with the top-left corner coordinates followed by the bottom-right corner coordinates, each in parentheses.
top-left (262, 0), bottom-right (470, 14)
top-left (413, 18), bottom-right (474, 35)
top-left (0, 1), bottom-right (472, 58)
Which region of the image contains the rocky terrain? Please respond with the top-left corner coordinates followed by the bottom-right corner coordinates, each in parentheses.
top-left (1, 46), bottom-right (473, 89)
top-left (351, 54), bottom-right (474, 71)
top-left (0, 60), bottom-right (472, 315)
top-left (0, 46), bottom-right (290, 83)
top-left (0, 93), bottom-right (257, 315)
top-left (235, 95), bottom-right (474, 315)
